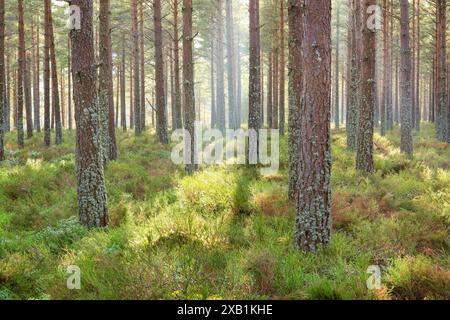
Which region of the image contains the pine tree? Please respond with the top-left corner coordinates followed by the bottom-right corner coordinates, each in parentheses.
top-left (70, 0), bottom-right (108, 227)
top-left (293, 0), bottom-right (332, 252)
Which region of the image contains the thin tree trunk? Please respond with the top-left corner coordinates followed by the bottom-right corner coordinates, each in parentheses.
top-left (132, 0), bottom-right (141, 135)
top-left (210, 39), bottom-right (216, 128)
top-left (287, 0), bottom-right (303, 201)
top-left (225, 0), bottom-right (236, 129)
top-left (267, 52), bottom-right (273, 128)
top-left (154, 0), bottom-right (169, 144)
top-left (25, 53), bottom-right (33, 138)
top-left (17, 0), bottom-right (25, 148)
top-left (172, 0), bottom-right (182, 129)
top-left (279, 0), bottom-right (285, 135)
top-left (139, 0), bottom-right (146, 131)
top-left (183, 0), bottom-right (196, 174)
top-left (121, 35), bottom-right (127, 131)
top-left (68, 37), bottom-right (72, 131)
top-left (334, 0), bottom-right (340, 130)
top-left (356, 0), bottom-right (377, 173)
top-left (216, 0), bottom-right (225, 133)
top-left (32, 18), bottom-right (40, 132)
top-left (0, 0), bottom-right (4, 161)
top-left (48, 1), bottom-right (62, 144)
top-left (99, 0), bottom-right (117, 163)
top-left (400, 0), bottom-right (413, 156)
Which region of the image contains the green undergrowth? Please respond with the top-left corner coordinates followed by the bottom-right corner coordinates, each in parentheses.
top-left (0, 123), bottom-right (448, 300)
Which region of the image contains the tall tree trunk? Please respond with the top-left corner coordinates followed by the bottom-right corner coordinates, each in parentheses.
top-left (346, 0), bottom-right (361, 150)
top-left (294, 0), bottom-right (332, 253)
top-left (32, 18), bottom-right (40, 132)
top-left (436, 0), bottom-right (447, 141)
top-left (411, 0), bottom-right (416, 130)
top-left (68, 37), bottom-right (72, 131)
top-left (272, 28), bottom-right (279, 130)
top-left (414, 0), bottom-right (421, 131)
top-left (287, 0), bottom-right (303, 201)
top-left (183, 0), bottom-right (196, 174)
top-left (0, 0), bottom-right (4, 161)
top-left (154, 0), bottom-right (169, 144)
top-left (356, 0), bottom-right (377, 173)
top-left (139, 0), bottom-right (146, 131)
top-left (236, 28), bottom-right (242, 128)
top-left (48, 1), bottom-right (62, 144)
top-left (121, 35), bottom-right (127, 131)
top-left (25, 53), bottom-right (33, 138)
top-left (381, 0), bottom-right (388, 136)
top-left (279, 0), bottom-right (285, 135)
top-left (267, 52), bottom-right (273, 128)
top-left (129, 53), bottom-right (134, 129)
top-left (61, 68), bottom-right (65, 129)
top-left (132, 0), bottom-right (141, 135)
top-left (43, 0), bottom-right (50, 146)
top-left (172, 0), bottom-right (182, 129)
top-left (210, 39), bottom-right (216, 128)
top-left (400, 0), bottom-right (413, 156)
top-left (70, 0), bottom-right (108, 228)
top-left (334, 0), bottom-right (340, 130)
top-left (17, 0), bottom-right (25, 148)
top-left (115, 65), bottom-right (119, 128)
top-left (225, 0), bottom-right (236, 129)
top-left (394, 35), bottom-right (399, 124)
top-left (5, 51), bottom-right (10, 132)
top-left (216, 0), bottom-right (225, 133)
top-left (248, 0), bottom-right (261, 163)
top-left (99, 0), bottom-right (117, 163)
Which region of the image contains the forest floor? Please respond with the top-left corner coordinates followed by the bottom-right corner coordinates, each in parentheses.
top-left (0, 123), bottom-right (448, 300)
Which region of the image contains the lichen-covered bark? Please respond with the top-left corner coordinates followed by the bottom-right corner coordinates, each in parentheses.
top-left (287, 0), bottom-right (303, 202)
top-left (356, 0), bottom-right (376, 173)
top-left (248, 0), bottom-right (261, 161)
top-left (99, 0), bottom-right (117, 165)
top-left (47, 1), bottom-right (62, 145)
top-left (345, 0), bottom-right (360, 151)
top-left (0, 0), bottom-right (4, 161)
top-left (183, 0), bottom-right (196, 174)
top-left (17, 0), bottom-right (25, 149)
top-left (399, 0), bottom-right (413, 156)
top-left (154, 0), bottom-right (169, 145)
top-left (70, 0), bottom-right (108, 228)
top-left (294, 0), bottom-right (332, 253)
